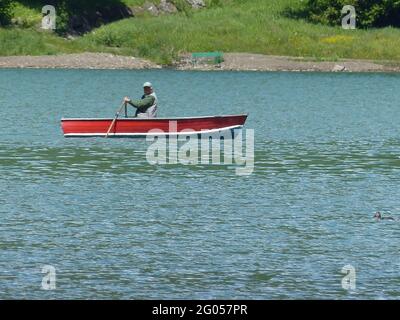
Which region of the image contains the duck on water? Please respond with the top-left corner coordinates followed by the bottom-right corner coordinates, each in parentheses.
top-left (374, 212), bottom-right (395, 221)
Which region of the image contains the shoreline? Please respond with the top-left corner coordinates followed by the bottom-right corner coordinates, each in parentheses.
top-left (0, 52), bottom-right (399, 73)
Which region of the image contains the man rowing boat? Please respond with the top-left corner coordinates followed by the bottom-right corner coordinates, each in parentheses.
top-left (124, 82), bottom-right (158, 118)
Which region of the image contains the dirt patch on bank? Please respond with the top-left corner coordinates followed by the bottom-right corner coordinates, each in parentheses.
top-left (0, 52), bottom-right (399, 72)
top-left (177, 53), bottom-right (400, 72)
top-left (0, 52), bottom-right (161, 69)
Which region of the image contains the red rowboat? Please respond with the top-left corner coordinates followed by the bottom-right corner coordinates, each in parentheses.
top-left (61, 114), bottom-right (248, 137)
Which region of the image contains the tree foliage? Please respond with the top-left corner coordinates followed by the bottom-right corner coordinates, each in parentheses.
top-left (0, 0), bottom-right (12, 26)
top-left (297, 0), bottom-right (400, 28)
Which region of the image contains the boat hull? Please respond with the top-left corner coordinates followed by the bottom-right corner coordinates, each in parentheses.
top-left (61, 114), bottom-right (248, 137)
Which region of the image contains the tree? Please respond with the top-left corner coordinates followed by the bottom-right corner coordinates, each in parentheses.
top-left (300, 0), bottom-right (400, 28)
top-left (0, 0), bottom-right (12, 26)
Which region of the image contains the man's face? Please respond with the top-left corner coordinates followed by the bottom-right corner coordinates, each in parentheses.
top-left (144, 86), bottom-right (152, 95)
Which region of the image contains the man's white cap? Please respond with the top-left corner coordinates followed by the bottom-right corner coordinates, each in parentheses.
top-left (143, 82), bottom-right (153, 88)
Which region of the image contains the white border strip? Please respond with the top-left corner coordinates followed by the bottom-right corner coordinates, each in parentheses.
top-left (61, 114), bottom-right (248, 121)
top-left (64, 125), bottom-right (243, 137)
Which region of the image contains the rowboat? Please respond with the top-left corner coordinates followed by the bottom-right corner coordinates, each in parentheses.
top-left (61, 114), bottom-right (248, 137)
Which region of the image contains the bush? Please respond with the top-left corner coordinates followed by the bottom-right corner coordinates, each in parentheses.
top-left (293, 0), bottom-right (400, 28)
top-left (205, 0), bottom-right (223, 8)
top-left (170, 0), bottom-right (193, 17)
top-left (92, 28), bottom-right (125, 47)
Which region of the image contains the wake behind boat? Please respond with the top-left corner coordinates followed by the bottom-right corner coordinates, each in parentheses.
top-left (61, 114), bottom-right (248, 138)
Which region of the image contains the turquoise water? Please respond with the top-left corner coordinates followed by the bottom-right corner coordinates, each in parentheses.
top-left (1, 69), bottom-right (400, 299)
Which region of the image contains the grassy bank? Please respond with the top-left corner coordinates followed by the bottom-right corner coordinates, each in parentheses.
top-left (1, 0), bottom-right (400, 64)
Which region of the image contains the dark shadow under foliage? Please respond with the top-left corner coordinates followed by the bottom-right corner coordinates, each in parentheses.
top-left (11, 0), bottom-right (133, 34)
top-left (284, 0), bottom-right (400, 29)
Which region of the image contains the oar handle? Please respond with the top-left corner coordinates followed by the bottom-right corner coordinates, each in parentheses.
top-left (105, 101), bottom-right (127, 138)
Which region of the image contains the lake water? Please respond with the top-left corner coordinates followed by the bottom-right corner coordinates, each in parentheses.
top-left (1, 69), bottom-right (400, 299)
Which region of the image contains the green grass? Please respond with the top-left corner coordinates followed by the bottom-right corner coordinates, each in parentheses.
top-left (1, 0), bottom-right (400, 64)
top-left (0, 28), bottom-right (81, 55)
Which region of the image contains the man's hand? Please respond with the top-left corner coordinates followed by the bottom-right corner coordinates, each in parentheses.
top-left (124, 96), bottom-right (131, 103)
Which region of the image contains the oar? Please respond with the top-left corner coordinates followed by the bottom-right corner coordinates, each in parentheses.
top-left (105, 101), bottom-right (127, 138)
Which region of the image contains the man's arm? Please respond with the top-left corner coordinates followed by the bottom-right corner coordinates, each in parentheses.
top-left (126, 95), bottom-right (155, 109)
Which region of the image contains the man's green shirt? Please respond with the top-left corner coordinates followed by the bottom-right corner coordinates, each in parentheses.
top-left (128, 94), bottom-right (156, 113)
